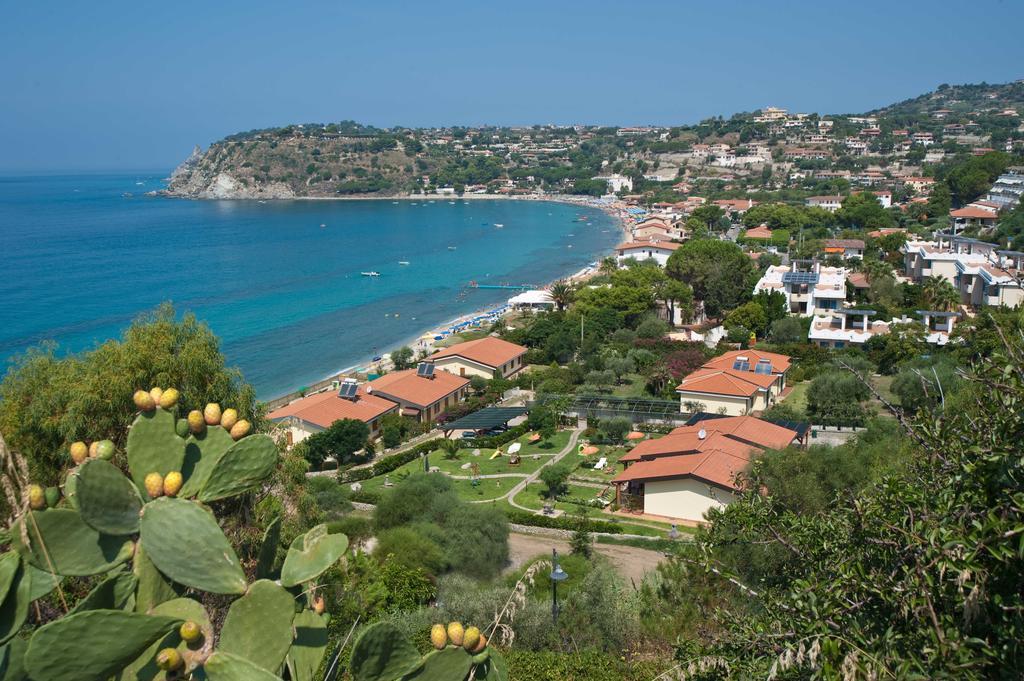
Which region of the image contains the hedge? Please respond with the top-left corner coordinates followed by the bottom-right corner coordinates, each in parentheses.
top-left (503, 649), bottom-right (669, 681)
top-left (469, 423), bottom-right (530, 449)
top-left (505, 509), bottom-right (624, 534)
top-left (340, 438), bottom-right (444, 482)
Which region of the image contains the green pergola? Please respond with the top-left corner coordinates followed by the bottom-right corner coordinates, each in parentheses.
top-left (533, 394), bottom-right (684, 421)
top-left (442, 407), bottom-right (528, 436)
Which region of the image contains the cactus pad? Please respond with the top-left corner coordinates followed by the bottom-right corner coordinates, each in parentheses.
top-left (0, 563), bottom-right (29, 646)
top-left (12, 509), bottom-right (133, 576)
top-left (255, 516), bottom-right (281, 580)
top-left (286, 609), bottom-right (329, 681)
top-left (24, 564), bottom-right (63, 602)
top-left (280, 524), bottom-right (349, 587)
top-left (24, 610), bottom-right (180, 681)
top-left (0, 552), bottom-right (20, 606)
top-left (139, 497), bottom-right (246, 595)
top-left (61, 466), bottom-right (81, 510)
top-left (218, 579), bottom-right (295, 673)
top-left (75, 459), bottom-right (144, 535)
top-left (0, 635), bottom-right (28, 681)
top-left (404, 647), bottom-right (474, 681)
top-left (203, 651), bottom-right (283, 681)
top-left (68, 570), bottom-right (137, 614)
top-left (196, 434), bottom-right (278, 503)
top-left (180, 425), bottom-right (234, 498)
top-left (349, 622), bottom-right (424, 681)
top-left (126, 408), bottom-right (185, 497)
top-left (133, 544), bottom-right (181, 613)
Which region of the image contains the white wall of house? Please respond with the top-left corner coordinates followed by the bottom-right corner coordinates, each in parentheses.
top-left (433, 355), bottom-right (523, 379)
top-left (617, 248), bottom-right (673, 267)
top-left (678, 392), bottom-right (751, 415)
top-left (643, 477), bottom-right (737, 522)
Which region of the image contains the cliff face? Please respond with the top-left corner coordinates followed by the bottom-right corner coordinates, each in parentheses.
top-left (163, 133), bottom-right (422, 199)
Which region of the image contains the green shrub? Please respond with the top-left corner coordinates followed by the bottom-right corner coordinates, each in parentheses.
top-left (375, 525), bottom-right (449, 574)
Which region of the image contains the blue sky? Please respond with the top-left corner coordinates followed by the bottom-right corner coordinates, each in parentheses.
top-left (2, 0), bottom-right (1022, 171)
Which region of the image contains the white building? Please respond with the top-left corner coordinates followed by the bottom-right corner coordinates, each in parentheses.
top-left (805, 195), bottom-right (844, 212)
top-left (615, 240), bottom-right (681, 267)
top-left (808, 310), bottom-right (892, 349)
top-left (593, 174), bottom-right (633, 193)
top-left (753, 263), bottom-right (849, 316)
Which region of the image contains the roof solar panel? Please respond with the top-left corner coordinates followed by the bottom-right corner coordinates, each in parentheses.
top-left (782, 271), bottom-right (819, 285)
top-left (754, 360), bottom-right (773, 374)
top-left (417, 363), bottom-right (435, 377)
top-left (338, 381), bottom-right (358, 399)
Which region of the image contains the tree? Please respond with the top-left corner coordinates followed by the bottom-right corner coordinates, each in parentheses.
top-left (598, 416), bottom-right (632, 443)
top-left (836, 192), bottom-right (894, 231)
top-left (769, 316), bottom-right (806, 344)
top-left (304, 418), bottom-right (370, 468)
top-left (570, 510), bottom-right (594, 558)
top-left (806, 371), bottom-right (870, 426)
top-left (724, 302), bottom-right (768, 338)
top-left (390, 346), bottom-right (415, 370)
top-left (752, 290), bottom-right (788, 325)
top-left (636, 316), bottom-right (670, 339)
top-left (665, 240), bottom-right (756, 317)
top-left (0, 303), bottom-right (261, 485)
top-left (540, 463), bottom-right (571, 500)
top-left (549, 280), bottom-right (575, 312)
top-left (691, 204), bottom-right (726, 230)
top-left (920, 276), bottom-right (960, 312)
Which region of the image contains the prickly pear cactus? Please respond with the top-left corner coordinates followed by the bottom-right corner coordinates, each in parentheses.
top-left (0, 387), bottom-right (348, 681)
top-left (350, 621), bottom-right (508, 681)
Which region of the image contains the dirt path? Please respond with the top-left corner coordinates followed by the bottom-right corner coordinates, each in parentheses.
top-left (506, 532), bottom-right (665, 585)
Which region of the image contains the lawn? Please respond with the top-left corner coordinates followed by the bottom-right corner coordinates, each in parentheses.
top-left (516, 429), bottom-right (571, 455)
top-left (513, 482), bottom-right (612, 512)
top-left (783, 381), bottom-right (809, 413)
top-left (611, 373), bottom-right (650, 397)
top-left (425, 447), bottom-right (553, 476)
top-left (450, 476), bottom-right (516, 502)
top-left (569, 443), bottom-right (632, 482)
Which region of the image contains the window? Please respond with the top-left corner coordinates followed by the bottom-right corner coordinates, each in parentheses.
top-left (835, 341), bottom-right (845, 349)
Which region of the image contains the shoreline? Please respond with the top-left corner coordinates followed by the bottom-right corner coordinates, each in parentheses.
top-left (263, 196), bottom-right (637, 410)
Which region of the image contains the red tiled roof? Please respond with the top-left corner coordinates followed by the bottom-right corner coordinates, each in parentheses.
top-left (269, 388), bottom-right (398, 427)
top-left (431, 336), bottom-right (526, 370)
top-left (744, 225), bottom-right (773, 239)
top-left (367, 369), bottom-right (469, 408)
top-left (702, 349), bottom-right (792, 373)
top-left (950, 206), bottom-right (997, 219)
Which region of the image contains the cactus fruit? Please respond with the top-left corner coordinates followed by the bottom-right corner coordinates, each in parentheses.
top-left (28, 485), bottom-right (46, 510)
top-left (95, 439), bottom-right (115, 461)
top-left (447, 621), bottom-right (465, 647)
top-left (462, 626), bottom-right (481, 652)
top-left (430, 624), bottom-right (447, 650)
top-left (144, 472), bottom-right (164, 499)
top-left (312, 595), bottom-right (325, 615)
top-left (163, 471), bottom-right (183, 497)
top-left (175, 418), bottom-right (189, 438)
top-left (179, 620), bottom-right (202, 644)
top-left (187, 410), bottom-right (205, 434)
top-left (229, 419), bottom-right (251, 440)
top-left (139, 497), bottom-right (247, 595)
top-left (221, 408), bottom-right (239, 430)
top-left (156, 647), bottom-right (182, 671)
top-left (471, 632), bottom-right (487, 654)
top-left (160, 387), bottom-right (180, 409)
top-left (133, 390), bottom-right (156, 412)
top-left (44, 486), bottom-right (60, 508)
top-left (70, 441), bottom-right (88, 464)
top-left (204, 403), bottom-right (222, 425)
top-left (89, 441), bottom-right (100, 458)
top-left (149, 387), bottom-right (164, 405)
top-left (126, 408), bottom-right (186, 494)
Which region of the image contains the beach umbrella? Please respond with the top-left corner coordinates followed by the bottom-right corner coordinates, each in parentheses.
top-left (580, 445), bottom-right (599, 456)
top-left (507, 442), bottom-right (522, 454)
top-left (626, 431), bottom-right (645, 441)
top-left (528, 433), bottom-right (541, 442)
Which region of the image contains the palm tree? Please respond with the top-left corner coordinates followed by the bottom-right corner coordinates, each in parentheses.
top-left (549, 280), bottom-right (575, 312)
top-left (921, 276), bottom-right (960, 312)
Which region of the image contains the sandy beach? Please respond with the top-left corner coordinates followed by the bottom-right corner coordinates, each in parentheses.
top-left (263, 195), bottom-right (636, 410)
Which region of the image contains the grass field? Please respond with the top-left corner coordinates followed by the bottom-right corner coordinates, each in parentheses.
top-left (783, 381), bottom-right (809, 412)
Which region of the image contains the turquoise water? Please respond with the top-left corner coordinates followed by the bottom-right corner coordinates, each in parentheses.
top-left (0, 173), bottom-right (618, 398)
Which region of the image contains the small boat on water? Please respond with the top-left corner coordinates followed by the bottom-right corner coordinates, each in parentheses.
top-left (361, 271), bottom-right (381, 277)
top-left (320, 223), bottom-right (326, 228)
top-left (447, 246), bottom-right (457, 251)
top-left (494, 223), bottom-right (504, 228)
top-left (398, 261), bottom-right (410, 265)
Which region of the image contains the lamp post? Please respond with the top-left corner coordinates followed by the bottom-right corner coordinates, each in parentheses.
top-left (550, 548), bottom-right (568, 624)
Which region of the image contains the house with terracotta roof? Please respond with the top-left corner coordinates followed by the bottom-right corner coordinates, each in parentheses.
top-left (822, 238), bottom-right (865, 260)
top-left (268, 381), bottom-right (400, 445)
top-left (676, 349), bottom-right (791, 416)
top-left (611, 416), bottom-right (800, 523)
top-left (742, 224), bottom-right (773, 241)
top-left (615, 240), bottom-right (681, 267)
top-left (429, 336), bottom-right (527, 379)
top-left (805, 195), bottom-right (844, 212)
top-left (367, 365), bottom-right (470, 424)
top-left (633, 221), bottom-right (672, 240)
top-left (949, 206), bottom-right (998, 233)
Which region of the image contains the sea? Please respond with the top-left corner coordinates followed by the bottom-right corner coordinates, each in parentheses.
top-left (0, 172), bottom-right (620, 398)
